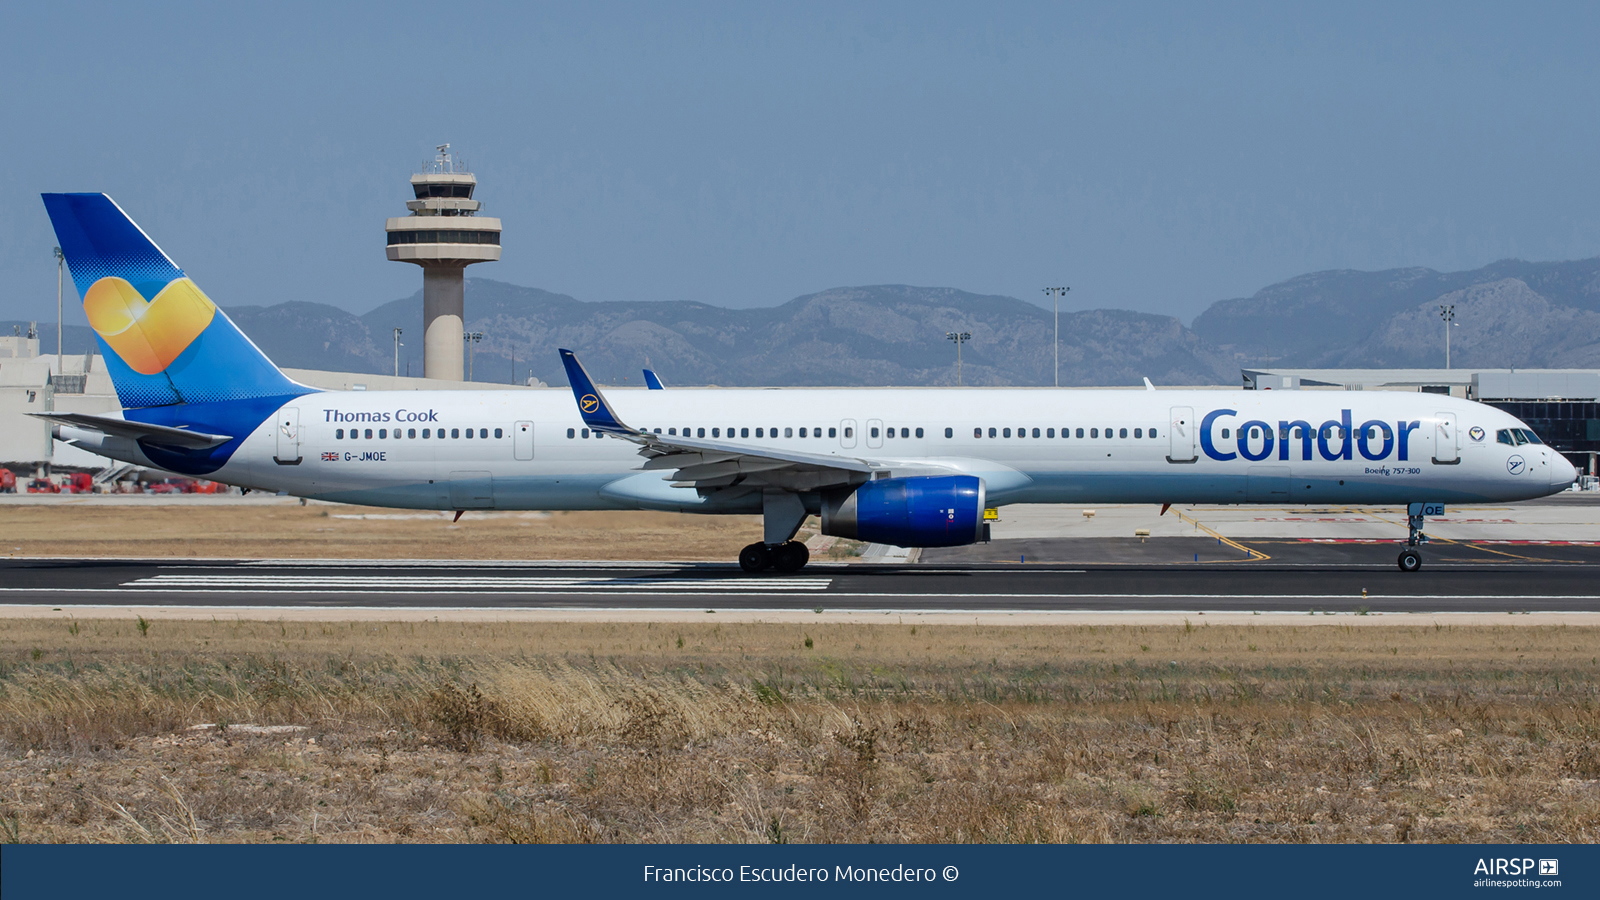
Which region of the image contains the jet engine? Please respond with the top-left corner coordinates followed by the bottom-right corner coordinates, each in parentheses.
top-left (821, 475), bottom-right (986, 547)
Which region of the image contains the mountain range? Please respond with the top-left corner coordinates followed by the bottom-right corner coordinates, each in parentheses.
top-left (8, 257), bottom-right (1599, 388)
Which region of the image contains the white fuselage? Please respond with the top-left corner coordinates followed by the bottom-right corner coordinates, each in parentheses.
top-left (71, 388), bottom-right (1576, 513)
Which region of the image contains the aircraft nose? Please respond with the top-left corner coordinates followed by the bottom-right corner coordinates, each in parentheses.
top-left (1551, 452), bottom-right (1578, 491)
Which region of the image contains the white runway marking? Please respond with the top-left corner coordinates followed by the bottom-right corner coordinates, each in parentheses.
top-left (126, 574), bottom-right (834, 592)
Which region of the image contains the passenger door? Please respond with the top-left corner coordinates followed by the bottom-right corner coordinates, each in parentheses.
top-left (839, 419), bottom-right (858, 449)
top-left (866, 418), bottom-right (884, 449)
top-left (274, 407), bottom-right (301, 465)
top-left (1433, 412), bottom-right (1460, 465)
top-left (1167, 406), bottom-right (1196, 463)
top-left (513, 421), bottom-right (534, 461)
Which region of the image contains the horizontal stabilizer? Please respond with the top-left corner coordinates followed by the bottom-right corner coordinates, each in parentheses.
top-left (28, 411), bottom-right (233, 450)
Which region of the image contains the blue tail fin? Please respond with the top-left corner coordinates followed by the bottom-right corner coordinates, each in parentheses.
top-left (41, 193), bottom-right (310, 409)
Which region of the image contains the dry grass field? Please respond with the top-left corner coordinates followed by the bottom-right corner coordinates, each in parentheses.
top-left (0, 617), bottom-right (1595, 844)
top-left (0, 503), bottom-right (762, 560)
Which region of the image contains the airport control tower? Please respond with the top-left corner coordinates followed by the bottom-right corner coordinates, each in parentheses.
top-left (385, 145), bottom-right (501, 381)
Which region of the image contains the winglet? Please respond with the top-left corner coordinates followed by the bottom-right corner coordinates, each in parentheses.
top-left (558, 349), bottom-right (634, 435)
top-left (1143, 377), bottom-right (1156, 391)
top-left (642, 368), bottom-right (666, 390)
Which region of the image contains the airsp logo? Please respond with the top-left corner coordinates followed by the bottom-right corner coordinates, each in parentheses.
top-left (1507, 455), bottom-right (1527, 475)
top-left (579, 394), bottom-right (601, 414)
top-left (1469, 426), bottom-right (1485, 442)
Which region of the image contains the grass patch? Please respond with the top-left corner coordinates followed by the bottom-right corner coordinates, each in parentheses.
top-left (0, 619), bottom-right (1595, 843)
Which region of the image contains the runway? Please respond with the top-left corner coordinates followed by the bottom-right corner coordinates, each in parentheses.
top-left (4, 537), bottom-right (1598, 613)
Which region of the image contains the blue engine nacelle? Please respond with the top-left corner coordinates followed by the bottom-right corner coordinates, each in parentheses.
top-left (820, 475), bottom-right (986, 547)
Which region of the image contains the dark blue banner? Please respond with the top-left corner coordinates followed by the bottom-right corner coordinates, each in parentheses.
top-left (2, 844), bottom-right (1592, 899)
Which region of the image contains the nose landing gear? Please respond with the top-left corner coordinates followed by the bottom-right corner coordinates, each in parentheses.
top-left (1398, 502), bottom-right (1440, 572)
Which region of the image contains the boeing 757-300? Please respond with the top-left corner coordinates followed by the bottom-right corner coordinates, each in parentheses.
top-left (34, 193), bottom-right (1579, 572)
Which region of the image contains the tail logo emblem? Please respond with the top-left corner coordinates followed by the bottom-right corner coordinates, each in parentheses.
top-left (579, 394), bottom-right (600, 414)
top-left (83, 276), bottom-right (216, 375)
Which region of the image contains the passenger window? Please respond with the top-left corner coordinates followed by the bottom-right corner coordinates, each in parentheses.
top-left (336, 429), bottom-right (344, 439)
top-left (1149, 428), bottom-right (1157, 439)
top-left (1134, 428), bottom-right (1142, 438)
top-left (885, 428), bottom-right (894, 439)
top-left (567, 428), bottom-right (575, 439)
top-left (423, 429), bottom-right (431, 439)
top-left (756, 428), bottom-right (764, 438)
top-left (697, 428), bottom-right (705, 437)
top-left (1002, 428), bottom-right (1011, 438)
top-left (437, 429), bottom-right (445, 439)
top-left (870, 427), bottom-right (880, 438)
top-left (915, 427), bottom-right (924, 438)
top-left (1221, 428), bottom-right (1230, 439)
top-left (712, 428), bottom-right (720, 438)
top-left (480, 429), bottom-right (488, 439)
top-left (494, 428), bottom-right (503, 439)
top-left (831, 427), bottom-right (839, 438)
top-left (799, 427), bottom-right (807, 438)
top-left (989, 428), bottom-right (997, 438)
top-left (973, 428), bottom-right (981, 438)
top-left (467, 429), bottom-right (476, 439)
top-left (378, 429), bottom-right (387, 439)
top-left (1248, 427), bottom-right (1257, 439)
top-left (668, 428), bottom-right (677, 436)
top-left (1091, 428), bottom-right (1098, 438)
top-left (408, 429), bottom-right (417, 439)
top-left (1032, 428), bottom-right (1040, 438)
top-left (741, 428), bottom-right (750, 438)
top-left (579, 428), bottom-right (588, 439)
top-left (1048, 428), bottom-right (1055, 438)
top-left (1076, 428), bottom-right (1085, 438)
top-left (782, 427), bottom-right (790, 438)
top-left (364, 429), bottom-right (373, 439)
top-left (843, 427), bottom-right (852, 438)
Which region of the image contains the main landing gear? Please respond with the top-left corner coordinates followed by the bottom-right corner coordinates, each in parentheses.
top-left (739, 490), bottom-right (812, 573)
top-left (1397, 502), bottom-right (1437, 572)
top-left (739, 540), bottom-right (811, 574)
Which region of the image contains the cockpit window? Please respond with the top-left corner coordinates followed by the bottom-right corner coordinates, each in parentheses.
top-left (1519, 428), bottom-right (1543, 445)
top-left (1496, 429), bottom-right (1513, 445)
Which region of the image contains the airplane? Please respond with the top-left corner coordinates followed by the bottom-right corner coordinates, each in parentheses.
top-left (34, 193), bottom-right (1579, 573)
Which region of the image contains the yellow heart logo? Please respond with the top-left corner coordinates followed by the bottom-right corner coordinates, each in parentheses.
top-left (83, 277), bottom-right (217, 375)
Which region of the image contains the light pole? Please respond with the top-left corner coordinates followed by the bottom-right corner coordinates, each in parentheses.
top-left (1439, 304), bottom-right (1456, 369)
top-left (1042, 287), bottom-right (1069, 386)
top-left (946, 331), bottom-right (971, 386)
top-left (53, 247), bottom-right (64, 375)
top-left (465, 331), bottom-right (484, 381)
top-left (392, 328), bottom-right (403, 378)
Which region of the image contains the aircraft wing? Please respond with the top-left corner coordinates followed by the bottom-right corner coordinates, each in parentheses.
top-left (28, 411), bottom-right (234, 450)
top-left (559, 349), bottom-right (878, 496)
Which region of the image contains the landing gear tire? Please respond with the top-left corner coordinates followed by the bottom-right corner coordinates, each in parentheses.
top-left (1397, 549), bottom-right (1422, 572)
top-left (739, 542), bottom-right (772, 573)
top-left (772, 541), bottom-right (810, 573)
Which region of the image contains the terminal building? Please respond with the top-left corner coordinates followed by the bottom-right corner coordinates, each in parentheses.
top-left (1242, 366), bottom-right (1600, 477)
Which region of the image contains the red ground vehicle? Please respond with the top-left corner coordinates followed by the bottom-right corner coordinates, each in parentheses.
top-left (0, 469), bottom-right (15, 493)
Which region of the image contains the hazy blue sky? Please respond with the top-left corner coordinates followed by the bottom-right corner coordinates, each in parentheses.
top-left (4, 2), bottom-right (1598, 327)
